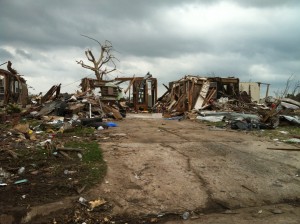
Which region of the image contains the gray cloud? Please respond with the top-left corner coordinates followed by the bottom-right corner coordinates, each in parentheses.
top-left (0, 48), bottom-right (13, 63)
top-left (229, 0), bottom-right (300, 8)
top-left (0, 0), bottom-right (299, 96)
top-left (15, 49), bottom-right (32, 59)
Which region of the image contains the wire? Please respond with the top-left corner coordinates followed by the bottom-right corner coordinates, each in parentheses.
top-left (116, 69), bottom-right (127, 74)
top-left (0, 61), bottom-right (8, 67)
top-left (61, 69), bottom-right (129, 88)
top-left (61, 73), bottom-right (94, 88)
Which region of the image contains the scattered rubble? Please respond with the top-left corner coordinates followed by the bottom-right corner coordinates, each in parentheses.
top-left (0, 61), bottom-right (299, 223)
top-left (155, 75), bottom-right (300, 134)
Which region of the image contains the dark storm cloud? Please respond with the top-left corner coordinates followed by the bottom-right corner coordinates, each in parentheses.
top-left (1, 0), bottom-right (299, 57)
top-left (0, 0), bottom-right (299, 95)
top-left (15, 49), bottom-right (32, 59)
top-left (0, 48), bottom-right (13, 62)
top-left (1, 0), bottom-right (211, 58)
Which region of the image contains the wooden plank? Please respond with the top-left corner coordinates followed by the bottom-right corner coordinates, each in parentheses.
top-left (124, 75), bottom-right (136, 94)
top-left (59, 151), bottom-right (73, 159)
top-left (167, 100), bottom-right (177, 111)
top-left (194, 80), bottom-right (210, 110)
top-left (267, 147), bottom-right (300, 151)
top-left (190, 81), bottom-right (195, 110)
top-left (202, 88), bottom-right (216, 107)
top-left (111, 107), bottom-right (123, 119)
top-left (163, 84), bottom-right (170, 91)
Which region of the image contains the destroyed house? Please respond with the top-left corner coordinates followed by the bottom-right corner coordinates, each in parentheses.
top-left (162, 76), bottom-right (239, 112)
top-left (115, 74), bottom-right (158, 111)
top-left (80, 78), bottom-right (121, 101)
top-left (0, 68), bottom-right (28, 107)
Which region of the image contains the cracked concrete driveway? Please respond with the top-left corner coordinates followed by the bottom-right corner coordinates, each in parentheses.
top-left (87, 114), bottom-right (300, 223)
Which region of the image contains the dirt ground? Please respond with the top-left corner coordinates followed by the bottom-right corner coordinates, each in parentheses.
top-left (1, 114), bottom-right (300, 223)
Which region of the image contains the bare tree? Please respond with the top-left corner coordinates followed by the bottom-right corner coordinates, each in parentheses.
top-left (291, 80), bottom-right (300, 96)
top-left (76, 35), bottom-right (118, 80)
top-left (274, 74), bottom-right (299, 98)
top-left (281, 74), bottom-right (294, 97)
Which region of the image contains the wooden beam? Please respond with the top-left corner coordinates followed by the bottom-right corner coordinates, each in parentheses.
top-left (163, 84), bottom-right (170, 91)
top-left (267, 147), bottom-right (300, 151)
top-left (124, 76), bottom-right (136, 94)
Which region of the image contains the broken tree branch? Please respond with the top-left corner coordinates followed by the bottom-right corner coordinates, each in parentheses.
top-left (77, 35), bottom-right (118, 81)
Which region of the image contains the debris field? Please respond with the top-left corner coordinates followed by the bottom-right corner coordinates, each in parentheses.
top-left (0, 62), bottom-right (300, 223)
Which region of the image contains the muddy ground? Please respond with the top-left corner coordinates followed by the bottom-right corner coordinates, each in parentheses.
top-left (1, 113), bottom-right (300, 223)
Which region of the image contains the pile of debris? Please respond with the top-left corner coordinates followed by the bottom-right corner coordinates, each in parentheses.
top-left (155, 75), bottom-right (300, 130)
top-left (1, 61), bottom-right (159, 124)
top-left (155, 75), bottom-right (240, 115)
top-left (0, 81), bottom-right (125, 144)
top-left (14, 84), bottom-right (125, 129)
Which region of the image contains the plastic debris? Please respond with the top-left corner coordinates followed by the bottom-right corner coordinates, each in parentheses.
top-left (64, 170), bottom-right (77, 175)
top-left (97, 126), bottom-right (104, 130)
top-left (284, 138), bottom-right (300, 143)
top-left (14, 179), bottom-right (29, 184)
top-left (197, 115), bottom-right (224, 122)
top-left (105, 122), bottom-right (118, 127)
top-left (182, 211), bottom-right (190, 220)
top-left (279, 131), bottom-right (289, 134)
top-left (39, 139), bottom-right (52, 146)
top-left (78, 197), bottom-right (88, 206)
top-left (18, 167), bottom-right (25, 175)
top-left (0, 167), bottom-right (10, 182)
top-left (280, 115), bottom-right (300, 126)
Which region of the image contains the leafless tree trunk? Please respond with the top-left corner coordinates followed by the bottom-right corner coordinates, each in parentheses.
top-left (76, 35), bottom-right (118, 80)
top-left (291, 80), bottom-right (300, 96)
top-left (274, 74), bottom-right (299, 98)
top-left (282, 75), bottom-right (293, 97)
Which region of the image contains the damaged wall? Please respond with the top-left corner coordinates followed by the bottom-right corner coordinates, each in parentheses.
top-left (240, 82), bottom-right (260, 102)
top-left (115, 74), bottom-right (158, 111)
top-left (80, 78), bottom-right (121, 101)
top-left (0, 68), bottom-right (28, 107)
top-left (159, 75), bottom-right (239, 115)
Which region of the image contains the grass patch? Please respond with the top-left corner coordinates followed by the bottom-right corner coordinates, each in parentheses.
top-left (252, 125), bottom-right (300, 144)
top-left (61, 126), bottom-right (95, 136)
top-left (64, 141), bottom-right (103, 163)
top-left (64, 140), bottom-right (107, 186)
top-left (26, 118), bottom-right (43, 127)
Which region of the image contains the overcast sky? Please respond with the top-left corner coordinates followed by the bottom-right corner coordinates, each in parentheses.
top-left (0, 0), bottom-right (299, 96)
